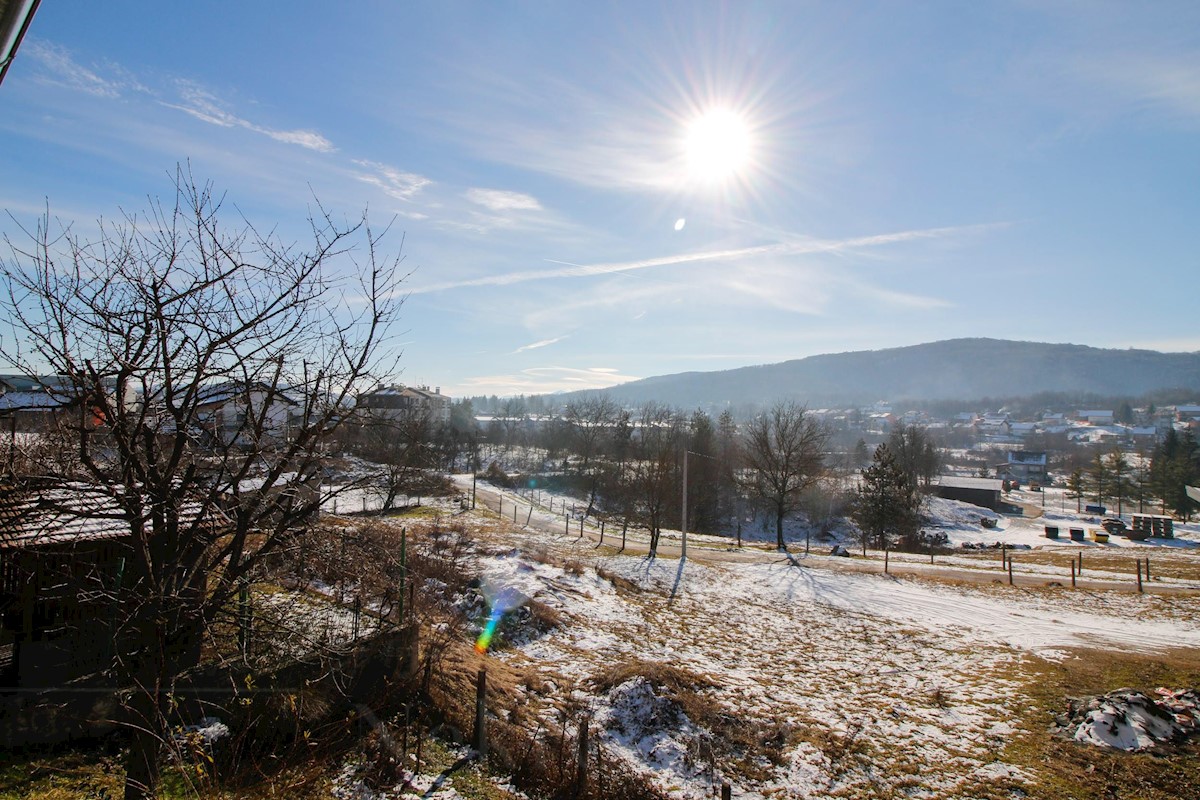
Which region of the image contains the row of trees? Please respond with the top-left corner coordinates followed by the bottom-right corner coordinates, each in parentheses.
top-left (1064, 428), bottom-right (1199, 519)
top-left (472, 396), bottom-right (954, 554)
top-left (477, 397), bottom-right (833, 552)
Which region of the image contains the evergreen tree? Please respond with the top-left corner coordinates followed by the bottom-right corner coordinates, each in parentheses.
top-left (716, 409), bottom-right (742, 542)
top-left (1085, 451), bottom-right (1113, 508)
top-left (686, 409), bottom-right (720, 534)
top-left (1148, 428), bottom-right (1199, 519)
top-left (852, 444), bottom-right (921, 552)
top-left (1066, 469), bottom-right (1085, 513)
top-left (853, 438), bottom-right (870, 468)
top-left (1116, 401), bottom-right (1135, 425)
top-left (1105, 448), bottom-right (1131, 515)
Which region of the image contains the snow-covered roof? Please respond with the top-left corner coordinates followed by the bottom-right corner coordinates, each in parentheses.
top-left (933, 476), bottom-right (1004, 491)
top-left (0, 390), bottom-right (74, 412)
top-left (0, 480), bottom-right (210, 549)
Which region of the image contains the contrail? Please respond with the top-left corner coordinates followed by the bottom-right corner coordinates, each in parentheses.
top-left (404, 222), bottom-right (1003, 295)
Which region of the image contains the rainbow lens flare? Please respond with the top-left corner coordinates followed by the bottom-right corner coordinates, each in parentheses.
top-left (473, 581), bottom-right (525, 655)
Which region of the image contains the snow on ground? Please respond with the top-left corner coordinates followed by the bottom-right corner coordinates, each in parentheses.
top-left (466, 474), bottom-right (1200, 556)
top-left (1059, 688), bottom-right (1200, 752)
top-left (477, 549), bottom-right (1048, 798)
top-left (439, 474), bottom-right (1200, 795)
top-left (467, 528), bottom-right (1200, 797)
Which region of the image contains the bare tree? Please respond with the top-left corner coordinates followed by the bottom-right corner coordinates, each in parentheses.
top-left (629, 403), bottom-right (684, 557)
top-left (1, 171), bottom-right (404, 800)
top-left (742, 401), bottom-right (830, 550)
top-left (887, 424), bottom-right (942, 491)
top-left (563, 396), bottom-right (618, 472)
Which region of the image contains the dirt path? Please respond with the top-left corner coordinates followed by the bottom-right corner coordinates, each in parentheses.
top-left (460, 479), bottom-right (1200, 597)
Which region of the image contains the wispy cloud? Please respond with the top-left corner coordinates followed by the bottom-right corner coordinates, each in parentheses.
top-left (512, 336), bottom-right (567, 354)
top-left (352, 159), bottom-right (433, 203)
top-left (466, 188), bottom-right (543, 212)
top-left (406, 222), bottom-right (1001, 295)
top-left (25, 41), bottom-right (124, 98)
top-left (163, 82), bottom-right (335, 152)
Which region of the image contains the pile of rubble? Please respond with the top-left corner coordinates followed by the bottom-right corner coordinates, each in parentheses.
top-left (1054, 688), bottom-right (1200, 752)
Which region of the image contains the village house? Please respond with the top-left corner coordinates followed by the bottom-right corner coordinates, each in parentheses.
top-left (1077, 409), bottom-right (1115, 426)
top-left (355, 384), bottom-right (451, 425)
top-left (192, 381), bottom-right (300, 445)
top-left (997, 450), bottom-right (1048, 484)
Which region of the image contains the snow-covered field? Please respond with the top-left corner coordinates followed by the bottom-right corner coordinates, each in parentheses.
top-left (318, 475), bottom-right (1199, 797)
top-left (464, 522), bottom-right (1200, 798)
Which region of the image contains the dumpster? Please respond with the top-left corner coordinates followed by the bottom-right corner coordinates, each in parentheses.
top-left (1090, 528), bottom-right (1109, 543)
top-left (1044, 525), bottom-right (1060, 539)
top-left (1069, 528), bottom-right (1085, 541)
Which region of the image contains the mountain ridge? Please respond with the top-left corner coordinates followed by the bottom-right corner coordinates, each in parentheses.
top-left (558, 338), bottom-right (1200, 408)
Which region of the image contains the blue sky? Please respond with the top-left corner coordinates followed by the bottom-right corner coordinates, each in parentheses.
top-left (2, 1), bottom-right (1198, 398)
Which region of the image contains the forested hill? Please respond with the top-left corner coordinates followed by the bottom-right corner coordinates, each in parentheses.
top-left (561, 339), bottom-right (1200, 408)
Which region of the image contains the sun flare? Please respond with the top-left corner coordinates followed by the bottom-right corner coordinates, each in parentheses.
top-left (683, 108), bottom-right (752, 183)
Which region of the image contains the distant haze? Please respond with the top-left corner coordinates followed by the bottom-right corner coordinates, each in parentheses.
top-left (550, 338), bottom-right (1200, 409)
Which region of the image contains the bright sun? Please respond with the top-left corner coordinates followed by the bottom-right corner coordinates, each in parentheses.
top-left (683, 108), bottom-right (752, 183)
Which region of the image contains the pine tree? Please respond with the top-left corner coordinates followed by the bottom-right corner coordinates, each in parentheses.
top-left (852, 444), bottom-right (921, 552)
top-left (1066, 469), bottom-right (1085, 513)
top-left (1105, 448), bottom-right (1131, 516)
top-left (1085, 452), bottom-right (1113, 508)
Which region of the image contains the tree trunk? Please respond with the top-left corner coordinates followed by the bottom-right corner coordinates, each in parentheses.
top-left (124, 680), bottom-right (165, 800)
top-left (775, 507), bottom-right (785, 550)
top-left (124, 724), bottom-right (161, 800)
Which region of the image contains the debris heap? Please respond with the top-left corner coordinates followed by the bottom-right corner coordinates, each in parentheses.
top-left (1056, 688), bottom-right (1200, 752)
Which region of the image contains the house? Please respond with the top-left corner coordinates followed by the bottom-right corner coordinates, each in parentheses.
top-left (356, 384), bottom-right (451, 425)
top-left (1128, 426), bottom-right (1159, 442)
top-left (192, 381), bottom-right (300, 445)
top-left (999, 451), bottom-right (1048, 484)
top-left (0, 480), bottom-right (209, 689)
top-left (865, 412), bottom-right (896, 434)
top-left (1, 481), bottom-right (134, 688)
top-left (0, 375), bottom-right (86, 431)
top-left (1176, 405), bottom-right (1200, 422)
top-left (1077, 409), bottom-right (1115, 426)
top-left (931, 476), bottom-right (1004, 511)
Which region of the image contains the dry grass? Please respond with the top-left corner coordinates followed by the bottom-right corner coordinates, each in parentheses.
top-left (958, 546), bottom-right (1200, 582)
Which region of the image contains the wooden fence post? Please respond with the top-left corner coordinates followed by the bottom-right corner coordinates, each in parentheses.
top-left (473, 668), bottom-right (488, 756)
top-left (1136, 559), bottom-right (1143, 593)
top-left (1070, 559), bottom-right (1076, 588)
top-left (1007, 557), bottom-right (1013, 586)
top-left (573, 714), bottom-right (590, 797)
top-left (722, 781), bottom-right (732, 799)
top-left (884, 549), bottom-right (889, 575)
top-left (600, 520), bottom-right (605, 544)
top-left (565, 515), bottom-right (570, 535)
top-left (1144, 557), bottom-right (1151, 581)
